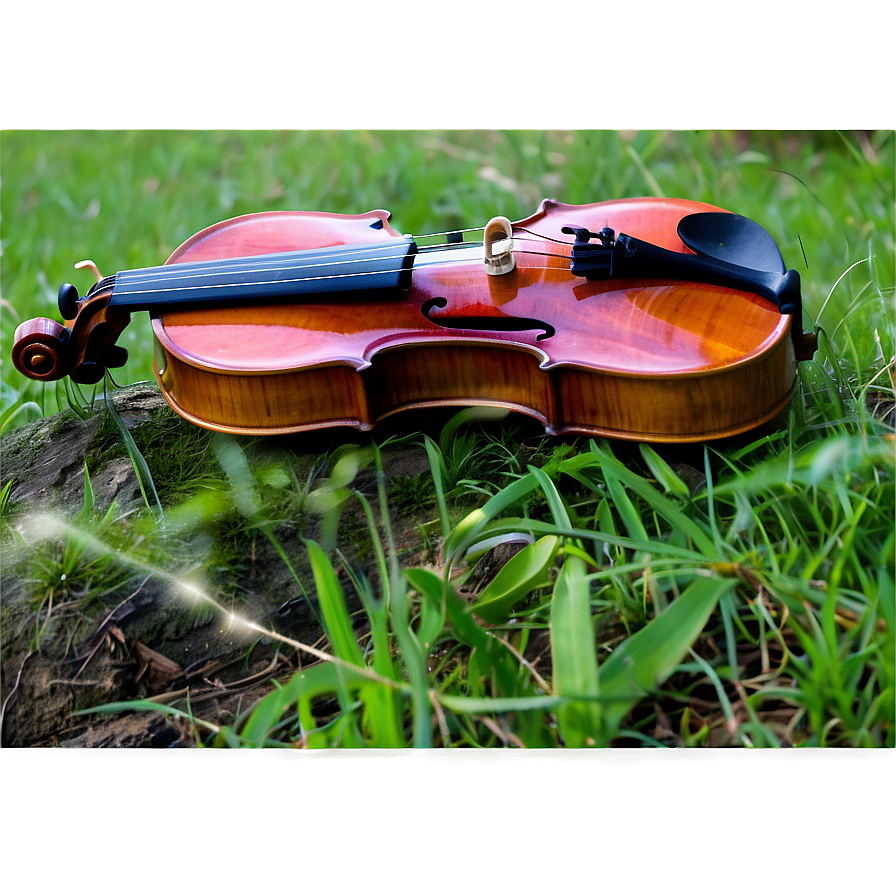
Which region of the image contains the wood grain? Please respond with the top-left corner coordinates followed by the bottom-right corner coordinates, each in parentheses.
top-left (148, 198), bottom-right (799, 441)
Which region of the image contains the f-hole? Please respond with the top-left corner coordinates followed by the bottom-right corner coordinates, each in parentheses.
top-left (421, 297), bottom-right (555, 341)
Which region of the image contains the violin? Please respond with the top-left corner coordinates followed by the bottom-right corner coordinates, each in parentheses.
top-left (11, 197), bottom-right (817, 442)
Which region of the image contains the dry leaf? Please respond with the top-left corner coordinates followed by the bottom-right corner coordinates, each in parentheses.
top-left (133, 641), bottom-right (184, 694)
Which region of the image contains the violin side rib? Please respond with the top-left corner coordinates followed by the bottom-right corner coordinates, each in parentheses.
top-left (155, 326), bottom-right (797, 443)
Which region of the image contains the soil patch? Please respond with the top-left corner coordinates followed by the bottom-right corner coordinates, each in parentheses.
top-left (1, 383), bottom-right (437, 747)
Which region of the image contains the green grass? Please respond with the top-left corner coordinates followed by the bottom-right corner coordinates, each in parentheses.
top-left (1, 129), bottom-right (893, 748)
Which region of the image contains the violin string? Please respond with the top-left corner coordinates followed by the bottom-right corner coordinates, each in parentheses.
top-left (93, 222), bottom-right (581, 300)
top-left (116, 234), bottom-right (568, 288)
top-left (111, 240), bottom-right (572, 298)
top-left (116, 246), bottom-right (423, 287)
top-left (413, 223), bottom-right (576, 246)
top-left (513, 226), bottom-right (577, 246)
top-left (112, 255), bottom-right (570, 299)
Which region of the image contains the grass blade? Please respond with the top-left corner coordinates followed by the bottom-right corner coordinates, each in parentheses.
top-left (445, 472), bottom-right (538, 560)
top-left (423, 434), bottom-right (451, 541)
top-left (639, 444), bottom-right (691, 499)
top-left (438, 694), bottom-right (563, 714)
top-left (596, 575), bottom-right (737, 741)
top-left (583, 442), bottom-right (720, 557)
top-left (470, 535), bottom-right (560, 623)
top-left (550, 554), bottom-right (602, 747)
top-left (102, 381), bottom-right (163, 518)
top-left (305, 539), bottom-right (364, 667)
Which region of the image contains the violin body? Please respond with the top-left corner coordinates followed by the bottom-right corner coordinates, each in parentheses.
top-left (12, 197), bottom-right (816, 442)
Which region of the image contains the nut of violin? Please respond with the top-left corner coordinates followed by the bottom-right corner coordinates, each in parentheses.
top-left (11, 318), bottom-right (72, 381)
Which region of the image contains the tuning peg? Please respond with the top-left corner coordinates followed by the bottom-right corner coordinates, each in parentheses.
top-left (71, 362), bottom-right (105, 384)
top-left (58, 283), bottom-right (80, 319)
top-left (100, 345), bottom-right (128, 369)
top-left (561, 225), bottom-right (593, 243)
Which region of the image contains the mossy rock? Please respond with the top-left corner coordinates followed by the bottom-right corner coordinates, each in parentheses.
top-left (1, 382), bottom-right (170, 514)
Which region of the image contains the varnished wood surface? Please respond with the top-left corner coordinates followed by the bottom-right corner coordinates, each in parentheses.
top-left (11, 286), bottom-right (130, 383)
top-left (9, 197), bottom-right (812, 440)
top-left (154, 198), bottom-right (789, 376)
top-left (151, 198), bottom-right (797, 441)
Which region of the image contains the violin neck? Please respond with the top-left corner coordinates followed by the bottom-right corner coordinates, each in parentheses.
top-left (107, 238), bottom-right (418, 310)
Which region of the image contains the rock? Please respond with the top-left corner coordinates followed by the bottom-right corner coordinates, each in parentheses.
top-left (1, 382), bottom-right (167, 513)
